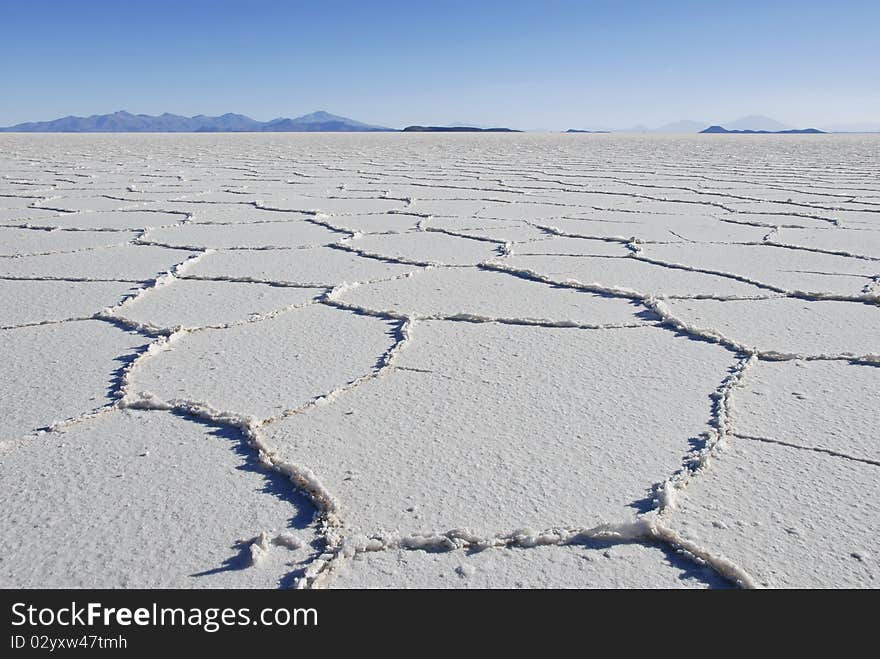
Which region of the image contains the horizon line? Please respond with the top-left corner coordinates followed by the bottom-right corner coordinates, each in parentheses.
top-left (2, 109), bottom-right (876, 134)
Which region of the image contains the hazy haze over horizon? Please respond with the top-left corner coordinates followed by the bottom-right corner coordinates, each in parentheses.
top-left (1, 0), bottom-right (877, 130)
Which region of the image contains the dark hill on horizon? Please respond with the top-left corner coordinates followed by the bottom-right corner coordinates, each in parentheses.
top-left (0, 110), bottom-right (394, 132)
top-left (700, 125), bottom-right (826, 134)
top-left (403, 125), bottom-right (521, 132)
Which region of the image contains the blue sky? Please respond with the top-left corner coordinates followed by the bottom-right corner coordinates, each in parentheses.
top-left (1, 0), bottom-right (878, 129)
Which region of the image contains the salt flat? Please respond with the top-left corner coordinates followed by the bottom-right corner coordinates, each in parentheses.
top-left (0, 133), bottom-right (877, 589)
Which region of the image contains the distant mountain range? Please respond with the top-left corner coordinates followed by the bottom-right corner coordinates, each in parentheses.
top-left (700, 125), bottom-right (825, 134)
top-left (623, 115), bottom-right (811, 133)
top-left (0, 110), bottom-right (394, 132)
top-left (724, 115), bottom-right (792, 132)
top-left (1, 110), bottom-right (875, 134)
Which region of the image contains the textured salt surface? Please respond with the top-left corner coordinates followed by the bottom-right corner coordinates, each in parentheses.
top-left (499, 254), bottom-right (767, 297)
top-left (511, 236), bottom-right (632, 257)
top-left (130, 304), bottom-right (399, 419)
top-left (642, 243), bottom-right (877, 296)
top-left (347, 231), bottom-right (504, 265)
top-left (21, 210), bottom-right (186, 230)
top-left (0, 133), bottom-right (877, 589)
top-left (0, 244), bottom-right (195, 281)
top-left (188, 245), bottom-right (417, 286)
top-left (542, 213), bottom-right (770, 244)
top-left (660, 298), bottom-right (880, 358)
top-left (142, 221), bottom-right (341, 250)
top-left (330, 542), bottom-right (727, 589)
top-left (1, 320), bottom-right (148, 438)
top-left (732, 360), bottom-right (880, 462)
top-left (0, 279), bottom-right (135, 327)
top-left (665, 439), bottom-right (878, 588)
top-left (264, 322), bottom-right (735, 537)
top-left (0, 409), bottom-right (317, 588)
top-left (0, 227), bottom-right (138, 256)
top-left (335, 266), bottom-right (647, 325)
top-left (116, 278), bottom-right (324, 331)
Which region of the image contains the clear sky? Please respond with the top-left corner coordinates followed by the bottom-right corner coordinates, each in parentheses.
top-left (1, 0), bottom-right (878, 130)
